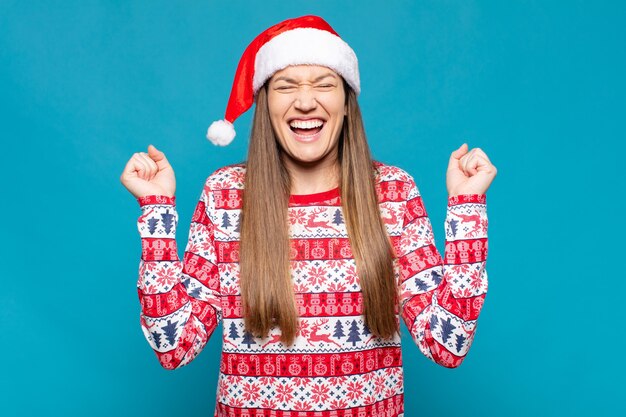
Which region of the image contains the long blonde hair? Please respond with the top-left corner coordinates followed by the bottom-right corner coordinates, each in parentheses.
top-left (240, 81), bottom-right (398, 346)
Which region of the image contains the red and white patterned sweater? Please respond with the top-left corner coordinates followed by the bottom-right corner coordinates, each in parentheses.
top-left (135, 162), bottom-right (489, 417)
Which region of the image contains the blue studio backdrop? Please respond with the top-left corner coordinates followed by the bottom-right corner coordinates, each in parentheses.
top-left (1, 1), bottom-right (624, 416)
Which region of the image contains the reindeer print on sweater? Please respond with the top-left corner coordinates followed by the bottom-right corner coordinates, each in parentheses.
top-left (135, 162), bottom-right (489, 417)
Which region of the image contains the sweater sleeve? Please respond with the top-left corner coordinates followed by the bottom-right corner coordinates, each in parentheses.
top-left (397, 180), bottom-right (488, 368)
top-left (135, 183), bottom-right (222, 370)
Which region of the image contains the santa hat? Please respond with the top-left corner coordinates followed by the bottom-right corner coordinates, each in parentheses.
top-left (206, 15), bottom-right (360, 146)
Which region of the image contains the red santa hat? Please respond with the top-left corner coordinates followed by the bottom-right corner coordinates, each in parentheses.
top-left (206, 15), bottom-right (360, 146)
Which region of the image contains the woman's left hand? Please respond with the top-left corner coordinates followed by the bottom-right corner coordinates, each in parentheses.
top-left (446, 143), bottom-right (497, 197)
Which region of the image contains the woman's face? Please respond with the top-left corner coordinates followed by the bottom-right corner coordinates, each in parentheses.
top-left (267, 65), bottom-right (346, 171)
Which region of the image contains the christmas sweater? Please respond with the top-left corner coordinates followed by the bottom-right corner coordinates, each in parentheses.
top-left (135, 162), bottom-right (489, 417)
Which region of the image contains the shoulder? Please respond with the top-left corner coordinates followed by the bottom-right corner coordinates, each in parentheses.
top-left (373, 161), bottom-right (420, 202)
top-left (204, 163), bottom-right (246, 191)
top-left (373, 161), bottom-right (416, 185)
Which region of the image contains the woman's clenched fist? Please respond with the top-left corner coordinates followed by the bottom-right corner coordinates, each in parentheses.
top-left (446, 143), bottom-right (497, 197)
top-left (120, 144), bottom-right (176, 198)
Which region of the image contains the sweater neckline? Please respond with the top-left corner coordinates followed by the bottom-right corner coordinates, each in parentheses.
top-left (289, 187), bottom-right (341, 205)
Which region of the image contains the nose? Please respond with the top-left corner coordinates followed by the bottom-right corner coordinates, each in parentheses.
top-left (294, 87), bottom-right (317, 112)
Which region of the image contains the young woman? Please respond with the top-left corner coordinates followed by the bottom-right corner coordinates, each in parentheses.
top-left (120, 15), bottom-right (496, 417)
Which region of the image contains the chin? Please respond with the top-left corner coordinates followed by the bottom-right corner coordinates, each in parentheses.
top-left (285, 143), bottom-right (338, 166)
top-left (279, 135), bottom-right (333, 165)
top-left (287, 150), bottom-right (328, 165)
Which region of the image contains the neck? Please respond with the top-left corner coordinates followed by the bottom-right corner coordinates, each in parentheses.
top-left (283, 154), bottom-right (340, 195)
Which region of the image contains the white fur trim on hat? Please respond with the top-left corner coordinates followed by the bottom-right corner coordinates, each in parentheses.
top-left (252, 28), bottom-right (360, 95)
top-left (206, 119), bottom-right (236, 146)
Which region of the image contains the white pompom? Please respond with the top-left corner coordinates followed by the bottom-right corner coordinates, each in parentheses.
top-left (206, 119), bottom-right (236, 146)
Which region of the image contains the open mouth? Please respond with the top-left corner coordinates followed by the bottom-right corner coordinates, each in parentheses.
top-left (289, 119), bottom-right (325, 137)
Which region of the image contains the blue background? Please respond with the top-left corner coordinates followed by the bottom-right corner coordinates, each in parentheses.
top-left (1, 1), bottom-right (624, 416)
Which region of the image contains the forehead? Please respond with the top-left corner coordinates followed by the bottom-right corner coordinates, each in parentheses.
top-left (270, 65), bottom-right (339, 82)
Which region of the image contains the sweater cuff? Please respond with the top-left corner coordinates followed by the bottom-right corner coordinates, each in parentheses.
top-left (137, 195), bottom-right (176, 207)
top-left (448, 194), bottom-right (486, 206)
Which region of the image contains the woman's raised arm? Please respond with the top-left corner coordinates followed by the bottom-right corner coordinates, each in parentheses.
top-left (121, 146), bottom-right (222, 369)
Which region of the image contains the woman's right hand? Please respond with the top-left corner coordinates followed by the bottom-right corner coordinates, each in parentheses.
top-left (120, 144), bottom-right (176, 198)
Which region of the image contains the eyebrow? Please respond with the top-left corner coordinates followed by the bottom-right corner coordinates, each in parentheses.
top-left (273, 73), bottom-right (337, 83)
